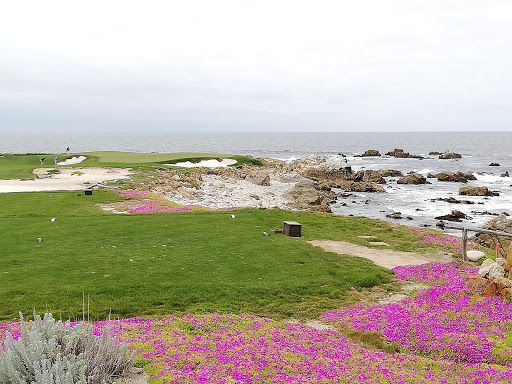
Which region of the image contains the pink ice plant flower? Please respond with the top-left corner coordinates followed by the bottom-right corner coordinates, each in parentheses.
top-left (4, 313), bottom-right (512, 383)
top-left (322, 260), bottom-right (512, 365)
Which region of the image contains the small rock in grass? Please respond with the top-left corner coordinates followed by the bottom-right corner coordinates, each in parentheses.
top-left (479, 259), bottom-right (498, 278)
top-left (37, 237), bottom-right (42, 242)
top-left (489, 263), bottom-right (505, 279)
top-left (466, 250), bottom-right (485, 261)
top-left (51, 218), bottom-right (56, 222)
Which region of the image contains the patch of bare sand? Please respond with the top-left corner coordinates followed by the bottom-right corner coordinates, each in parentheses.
top-left (0, 168), bottom-right (132, 193)
top-left (308, 240), bottom-right (454, 270)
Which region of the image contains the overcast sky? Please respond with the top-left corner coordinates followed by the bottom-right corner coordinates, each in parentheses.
top-left (1, 0), bottom-right (511, 132)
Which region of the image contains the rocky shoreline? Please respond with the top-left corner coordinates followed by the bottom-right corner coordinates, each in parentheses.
top-left (132, 153), bottom-right (509, 228)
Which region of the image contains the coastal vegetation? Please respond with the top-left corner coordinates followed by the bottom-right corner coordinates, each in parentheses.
top-left (1, 156), bottom-right (511, 383)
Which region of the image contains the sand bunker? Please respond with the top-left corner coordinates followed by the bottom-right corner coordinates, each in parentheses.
top-left (0, 168), bottom-right (132, 193)
top-left (169, 159), bottom-right (237, 168)
top-left (308, 240), bottom-right (454, 269)
top-left (57, 156), bottom-right (86, 165)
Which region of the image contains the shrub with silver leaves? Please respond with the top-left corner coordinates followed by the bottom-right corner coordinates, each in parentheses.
top-left (0, 313), bottom-right (135, 384)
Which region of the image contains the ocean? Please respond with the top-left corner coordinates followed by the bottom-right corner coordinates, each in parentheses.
top-left (1, 131), bottom-right (510, 232)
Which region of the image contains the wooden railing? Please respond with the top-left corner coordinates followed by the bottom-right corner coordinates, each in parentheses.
top-left (443, 225), bottom-right (512, 261)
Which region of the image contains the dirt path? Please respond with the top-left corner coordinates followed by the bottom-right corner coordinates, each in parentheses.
top-left (308, 240), bottom-right (454, 269)
top-left (122, 367), bottom-right (149, 384)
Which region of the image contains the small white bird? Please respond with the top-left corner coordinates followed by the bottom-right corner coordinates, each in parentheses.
top-left (51, 218), bottom-right (56, 222)
top-left (231, 214), bottom-right (235, 219)
top-left (263, 232), bottom-right (268, 236)
top-left (49, 195), bottom-right (53, 198)
top-left (37, 238), bottom-right (42, 242)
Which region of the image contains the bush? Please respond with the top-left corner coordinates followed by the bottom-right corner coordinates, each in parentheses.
top-left (0, 313), bottom-right (135, 384)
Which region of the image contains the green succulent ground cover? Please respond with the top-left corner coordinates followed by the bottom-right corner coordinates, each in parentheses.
top-left (0, 189), bottom-right (431, 323)
top-left (0, 152), bottom-right (260, 179)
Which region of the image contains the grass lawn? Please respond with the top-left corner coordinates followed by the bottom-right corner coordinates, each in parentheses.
top-left (0, 152), bottom-right (261, 179)
top-left (0, 189), bottom-right (431, 323)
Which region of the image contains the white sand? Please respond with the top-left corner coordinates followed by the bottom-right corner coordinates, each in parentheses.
top-left (57, 156), bottom-right (87, 165)
top-left (168, 159), bottom-right (237, 168)
top-left (0, 168), bottom-right (132, 193)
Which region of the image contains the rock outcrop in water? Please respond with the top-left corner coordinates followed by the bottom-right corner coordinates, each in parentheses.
top-left (439, 152), bottom-right (462, 159)
top-left (360, 149), bottom-right (381, 157)
top-left (385, 148), bottom-right (423, 159)
top-left (435, 171), bottom-right (476, 183)
top-left (459, 186), bottom-right (499, 196)
top-left (397, 173), bottom-right (429, 185)
top-left (434, 210), bottom-right (471, 222)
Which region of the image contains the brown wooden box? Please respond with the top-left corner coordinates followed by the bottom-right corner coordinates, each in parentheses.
top-left (283, 221), bottom-right (302, 237)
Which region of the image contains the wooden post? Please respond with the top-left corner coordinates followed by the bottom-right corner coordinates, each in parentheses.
top-left (462, 228), bottom-right (468, 261)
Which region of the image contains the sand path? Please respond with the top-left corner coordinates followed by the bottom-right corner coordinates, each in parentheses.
top-left (308, 240), bottom-right (454, 269)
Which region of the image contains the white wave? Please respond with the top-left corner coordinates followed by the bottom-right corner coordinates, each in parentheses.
top-left (414, 168), bottom-right (435, 175)
top-left (475, 174), bottom-right (512, 183)
top-left (277, 156), bottom-right (298, 163)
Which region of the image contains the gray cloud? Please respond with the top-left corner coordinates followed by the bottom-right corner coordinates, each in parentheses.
top-left (1, 0), bottom-right (511, 132)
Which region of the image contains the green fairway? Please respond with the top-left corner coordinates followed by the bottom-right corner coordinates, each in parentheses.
top-left (0, 189), bottom-right (432, 322)
top-left (0, 152), bottom-right (261, 179)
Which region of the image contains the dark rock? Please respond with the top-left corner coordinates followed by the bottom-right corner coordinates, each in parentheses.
top-left (429, 151), bottom-right (441, 155)
top-left (336, 181), bottom-right (385, 193)
top-left (436, 171), bottom-right (476, 183)
top-left (436, 220), bottom-right (446, 228)
top-left (432, 197), bottom-right (475, 204)
top-left (489, 163), bottom-right (500, 166)
top-left (361, 149), bottom-right (381, 157)
top-left (471, 211), bottom-right (500, 216)
top-left (385, 148), bottom-right (423, 159)
top-left (397, 173), bottom-right (429, 185)
top-left (459, 186), bottom-right (499, 196)
top-left (501, 171), bottom-right (510, 177)
top-left (316, 183), bottom-right (332, 191)
top-left (439, 152), bottom-right (462, 159)
top-left (352, 169), bottom-right (402, 184)
top-left (435, 210), bottom-right (471, 222)
top-left (386, 212), bottom-right (403, 219)
top-left (406, 216), bottom-right (413, 220)
top-left (427, 173), bottom-right (437, 178)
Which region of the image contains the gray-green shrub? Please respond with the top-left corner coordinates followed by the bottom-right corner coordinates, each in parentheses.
top-left (0, 313), bottom-right (135, 384)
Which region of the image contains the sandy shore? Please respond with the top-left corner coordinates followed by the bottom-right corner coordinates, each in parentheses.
top-left (0, 167), bottom-right (132, 193)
